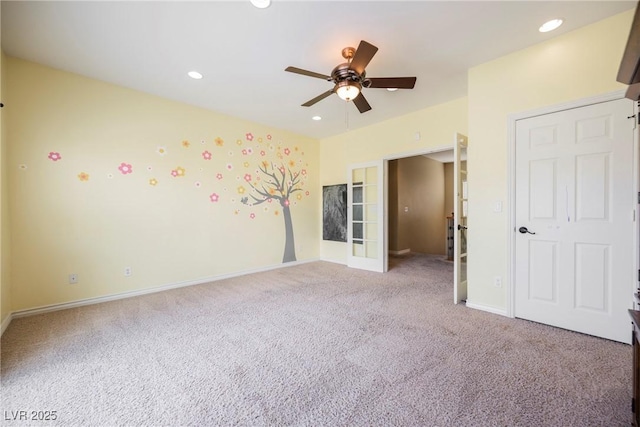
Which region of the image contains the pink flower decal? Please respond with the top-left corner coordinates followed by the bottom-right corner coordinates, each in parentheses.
top-left (48, 152), bottom-right (62, 162)
top-left (284, 148), bottom-right (291, 156)
top-left (279, 166), bottom-right (285, 174)
top-left (202, 151), bottom-right (212, 160)
top-left (246, 133), bottom-right (254, 141)
top-left (216, 173), bottom-right (224, 180)
top-left (301, 169), bottom-right (307, 175)
top-left (210, 193), bottom-right (220, 202)
top-left (242, 149), bottom-right (247, 155)
top-left (118, 163), bottom-right (133, 175)
top-left (244, 173), bottom-right (252, 182)
top-left (267, 134), bottom-right (272, 140)
top-left (246, 148), bottom-right (253, 155)
top-left (250, 213), bottom-right (256, 219)
top-left (171, 170), bottom-right (178, 177)
top-left (305, 191), bottom-right (310, 196)
top-left (283, 199), bottom-right (290, 207)
top-left (260, 150), bottom-right (266, 157)
top-left (226, 163), bottom-right (233, 171)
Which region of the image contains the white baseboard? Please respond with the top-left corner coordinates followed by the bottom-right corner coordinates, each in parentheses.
top-left (466, 300), bottom-right (509, 317)
top-left (319, 258), bottom-right (347, 266)
top-left (1, 313), bottom-right (12, 336)
top-left (388, 249), bottom-right (410, 256)
top-left (9, 258), bottom-right (320, 322)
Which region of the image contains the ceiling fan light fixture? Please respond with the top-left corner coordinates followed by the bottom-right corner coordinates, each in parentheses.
top-left (539, 18), bottom-right (563, 33)
top-left (336, 81), bottom-right (361, 101)
top-left (187, 71), bottom-right (203, 79)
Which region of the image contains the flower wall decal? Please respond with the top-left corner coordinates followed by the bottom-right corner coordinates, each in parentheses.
top-left (118, 163), bottom-right (133, 175)
top-left (48, 152), bottom-right (62, 162)
top-left (31, 130), bottom-right (312, 267)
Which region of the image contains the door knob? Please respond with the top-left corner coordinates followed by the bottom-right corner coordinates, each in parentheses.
top-left (518, 226), bottom-right (535, 235)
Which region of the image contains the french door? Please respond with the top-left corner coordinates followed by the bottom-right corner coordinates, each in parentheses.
top-left (454, 133), bottom-right (469, 304)
top-left (347, 161), bottom-right (387, 272)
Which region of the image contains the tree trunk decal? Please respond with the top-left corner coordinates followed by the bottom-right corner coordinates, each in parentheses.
top-left (281, 204), bottom-right (296, 262)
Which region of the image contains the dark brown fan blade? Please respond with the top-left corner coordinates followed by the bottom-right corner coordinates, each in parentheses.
top-left (352, 92), bottom-right (372, 113)
top-left (285, 66), bottom-right (331, 80)
top-left (625, 82), bottom-right (640, 100)
top-left (302, 90), bottom-right (334, 107)
top-left (349, 40), bottom-right (378, 75)
top-left (367, 77), bottom-right (417, 89)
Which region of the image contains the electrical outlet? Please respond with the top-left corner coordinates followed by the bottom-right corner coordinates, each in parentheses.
top-left (124, 267), bottom-right (132, 277)
top-left (494, 276), bottom-right (502, 288)
top-left (69, 274), bottom-right (78, 284)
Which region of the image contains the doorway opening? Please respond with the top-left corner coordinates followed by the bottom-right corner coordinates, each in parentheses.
top-left (388, 152), bottom-right (455, 266)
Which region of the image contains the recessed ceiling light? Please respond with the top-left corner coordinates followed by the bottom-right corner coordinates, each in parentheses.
top-left (250, 0), bottom-right (271, 9)
top-left (387, 88), bottom-right (398, 92)
top-left (312, 116), bottom-right (322, 121)
top-left (539, 18), bottom-right (563, 33)
top-left (188, 71), bottom-right (203, 79)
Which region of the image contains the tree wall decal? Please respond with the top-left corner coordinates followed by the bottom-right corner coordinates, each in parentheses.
top-left (206, 133), bottom-right (310, 264)
top-left (240, 161), bottom-right (303, 262)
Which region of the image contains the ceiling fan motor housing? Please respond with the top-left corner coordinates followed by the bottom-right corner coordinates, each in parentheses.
top-left (331, 62), bottom-right (365, 84)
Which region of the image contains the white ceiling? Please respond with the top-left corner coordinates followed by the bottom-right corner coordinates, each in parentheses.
top-left (2, 1), bottom-right (636, 140)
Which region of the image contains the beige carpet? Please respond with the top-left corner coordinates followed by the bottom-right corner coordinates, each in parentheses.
top-left (0, 254), bottom-right (632, 426)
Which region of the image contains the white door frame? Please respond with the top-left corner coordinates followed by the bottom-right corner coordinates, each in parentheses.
top-left (506, 89), bottom-right (639, 318)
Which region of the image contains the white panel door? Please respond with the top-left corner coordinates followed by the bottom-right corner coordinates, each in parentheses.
top-left (514, 98), bottom-right (636, 343)
top-left (347, 161), bottom-right (387, 272)
top-left (454, 133), bottom-right (468, 304)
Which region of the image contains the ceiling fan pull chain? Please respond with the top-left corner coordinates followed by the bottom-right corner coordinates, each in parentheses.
top-left (345, 101), bottom-right (350, 130)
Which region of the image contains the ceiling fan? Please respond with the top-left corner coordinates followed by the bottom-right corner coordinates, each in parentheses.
top-left (285, 40), bottom-right (417, 113)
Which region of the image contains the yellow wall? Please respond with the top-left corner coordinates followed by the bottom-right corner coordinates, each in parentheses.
top-left (319, 97), bottom-right (468, 264)
top-left (467, 9), bottom-right (634, 311)
top-left (5, 57), bottom-right (319, 312)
